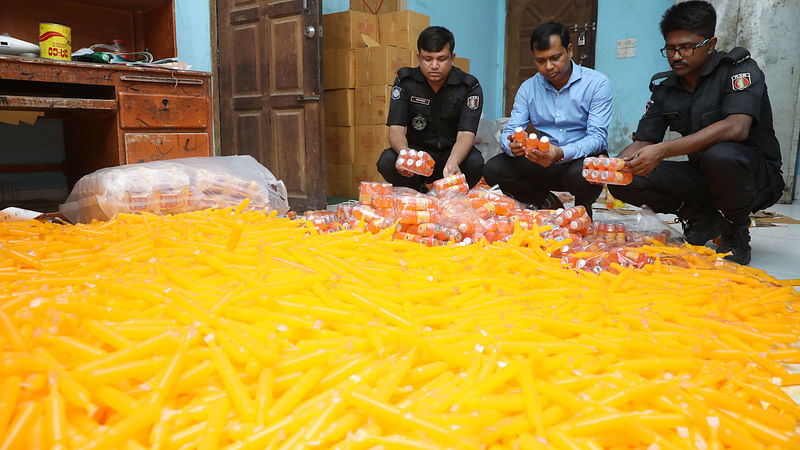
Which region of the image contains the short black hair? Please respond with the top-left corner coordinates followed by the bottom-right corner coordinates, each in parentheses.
top-left (417, 26), bottom-right (455, 54)
top-left (530, 22), bottom-right (570, 52)
top-left (660, 1), bottom-right (716, 39)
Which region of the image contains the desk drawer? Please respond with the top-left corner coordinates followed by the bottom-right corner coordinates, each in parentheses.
top-left (119, 93), bottom-right (208, 129)
top-left (124, 133), bottom-right (210, 164)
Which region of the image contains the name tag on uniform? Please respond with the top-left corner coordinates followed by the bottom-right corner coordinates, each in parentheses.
top-left (410, 96), bottom-right (430, 106)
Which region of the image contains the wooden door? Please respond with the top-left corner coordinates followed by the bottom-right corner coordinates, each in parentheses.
top-left (217, 0), bottom-right (325, 212)
top-left (504, 0), bottom-right (597, 116)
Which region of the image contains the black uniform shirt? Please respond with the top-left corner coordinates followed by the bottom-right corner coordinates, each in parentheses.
top-left (633, 48), bottom-right (781, 163)
top-left (386, 66), bottom-right (483, 153)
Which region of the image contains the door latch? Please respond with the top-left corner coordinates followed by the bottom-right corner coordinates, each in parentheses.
top-left (297, 95), bottom-right (321, 102)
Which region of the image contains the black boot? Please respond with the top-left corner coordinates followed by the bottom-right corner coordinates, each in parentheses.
top-left (540, 192), bottom-right (564, 210)
top-left (717, 219), bottom-right (751, 265)
top-left (527, 192), bottom-right (564, 211)
top-left (676, 203), bottom-right (723, 246)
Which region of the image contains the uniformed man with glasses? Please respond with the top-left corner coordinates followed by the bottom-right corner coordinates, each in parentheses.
top-left (609, 0), bottom-right (784, 265)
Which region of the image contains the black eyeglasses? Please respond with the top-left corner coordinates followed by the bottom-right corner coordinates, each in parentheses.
top-left (660, 38), bottom-right (710, 58)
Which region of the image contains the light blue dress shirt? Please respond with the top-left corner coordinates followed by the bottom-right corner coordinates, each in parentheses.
top-left (500, 61), bottom-right (613, 162)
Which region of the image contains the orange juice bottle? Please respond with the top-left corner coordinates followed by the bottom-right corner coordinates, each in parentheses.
top-left (513, 126), bottom-right (526, 143)
top-left (568, 215), bottom-right (591, 232)
top-left (607, 157), bottom-right (626, 171)
top-left (537, 136), bottom-right (550, 151)
top-left (525, 133), bottom-right (539, 153)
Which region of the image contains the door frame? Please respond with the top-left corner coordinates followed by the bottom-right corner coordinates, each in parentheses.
top-left (503, 0), bottom-right (598, 116)
top-left (212, 0), bottom-right (326, 211)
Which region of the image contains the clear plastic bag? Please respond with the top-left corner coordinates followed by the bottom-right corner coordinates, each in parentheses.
top-left (60, 156), bottom-right (289, 223)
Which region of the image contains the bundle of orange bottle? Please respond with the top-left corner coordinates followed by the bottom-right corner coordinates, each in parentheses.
top-left (299, 179), bottom-right (701, 274)
top-left (582, 156), bottom-right (633, 185)
top-left (394, 149), bottom-right (435, 177)
top-left (513, 126), bottom-right (550, 156)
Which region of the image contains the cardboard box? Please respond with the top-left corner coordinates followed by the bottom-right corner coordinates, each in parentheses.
top-left (378, 10), bottom-right (429, 49)
top-left (352, 162), bottom-right (384, 187)
top-left (337, 164), bottom-right (358, 199)
top-left (325, 126), bottom-right (355, 164)
top-left (355, 86), bottom-right (392, 125)
top-left (322, 11), bottom-right (378, 51)
top-left (326, 163), bottom-right (339, 196)
top-left (324, 89), bottom-right (355, 127)
top-left (355, 46), bottom-right (413, 87)
top-left (454, 56), bottom-right (470, 73)
top-left (323, 49), bottom-right (355, 90)
top-left (354, 125), bottom-right (389, 164)
top-left (349, 0), bottom-right (406, 14)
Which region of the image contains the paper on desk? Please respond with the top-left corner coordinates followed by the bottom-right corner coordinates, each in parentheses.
top-left (0, 207), bottom-right (71, 224)
top-left (0, 207), bottom-right (41, 222)
top-left (0, 111), bottom-right (44, 126)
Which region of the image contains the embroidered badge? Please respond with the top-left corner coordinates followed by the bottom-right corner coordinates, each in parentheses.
top-left (467, 95), bottom-right (480, 110)
top-left (391, 86), bottom-right (402, 100)
top-left (410, 96), bottom-right (431, 106)
top-left (412, 114), bottom-right (427, 131)
top-left (731, 73), bottom-right (751, 91)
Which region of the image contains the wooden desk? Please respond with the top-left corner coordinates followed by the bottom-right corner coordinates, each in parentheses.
top-left (0, 56), bottom-right (213, 187)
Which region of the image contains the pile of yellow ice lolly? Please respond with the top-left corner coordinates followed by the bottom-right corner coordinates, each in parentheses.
top-left (1, 206), bottom-right (799, 449)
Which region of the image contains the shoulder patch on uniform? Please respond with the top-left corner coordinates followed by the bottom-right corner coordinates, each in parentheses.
top-left (467, 95), bottom-right (480, 111)
top-left (648, 71), bottom-right (671, 92)
top-left (463, 73), bottom-right (480, 91)
top-left (725, 47), bottom-right (751, 66)
top-left (731, 73), bottom-right (751, 91)
top-left (391, 86), bottom-right (402, 100)
top-left (396, 67), bottom-right (414, 79)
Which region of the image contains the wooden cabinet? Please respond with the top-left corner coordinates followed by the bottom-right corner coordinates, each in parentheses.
top-left (0, 0), bottom-right (213, 204)
top-left (0, 56), bottom-right (213, 187)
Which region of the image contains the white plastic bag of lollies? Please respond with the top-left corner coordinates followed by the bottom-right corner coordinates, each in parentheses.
top-left (60, 155), bottom-right (289, 223)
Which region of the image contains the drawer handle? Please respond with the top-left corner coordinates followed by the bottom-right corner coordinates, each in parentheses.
top-left (162, 98), bottom-right (169, 107)
top-left (297, 94), bottom-right (320, 102)
top-left (120, 75), bottom-right (204, 85)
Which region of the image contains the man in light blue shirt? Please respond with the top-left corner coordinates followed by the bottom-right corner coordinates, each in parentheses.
top-left (484, 22), bottom-right (612, 214)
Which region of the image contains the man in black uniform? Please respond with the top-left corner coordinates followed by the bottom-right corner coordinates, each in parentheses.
top-left (610, 1), bottom-right (784, 265)
top-left (376, 26), bottom-right (484, 191)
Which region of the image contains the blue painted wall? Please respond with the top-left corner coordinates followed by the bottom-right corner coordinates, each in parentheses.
top-left (323, 0), bottom-right (349, 13)
top-left (189, 1), bottom-right (800, 191)
top-left (595, 0), bottom-right (674, 155)
top-left (322, 1), bottom-right (506, 119)
top-left (175, 0), bottom-right (212, 72)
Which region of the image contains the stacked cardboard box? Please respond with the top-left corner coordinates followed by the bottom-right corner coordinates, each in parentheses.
top-left (323, 10), bottom-right (377, 197)
top-left (349, 0), bottom-right (406, 14)
top-left (323, 8), bottom-right (432, 198)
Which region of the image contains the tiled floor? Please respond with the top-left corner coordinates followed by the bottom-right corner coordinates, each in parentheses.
top-left (741, 201), bottom-right (800, 280)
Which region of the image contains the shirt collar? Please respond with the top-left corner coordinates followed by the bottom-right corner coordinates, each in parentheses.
top-left (542, 60), bottom-right (582, 93)
top-left (660, 50), bottom-right (723, 87)
top-left (411, 66), bottom-right (461, 87)
top-left (700, 49), bottom-right (723, 77)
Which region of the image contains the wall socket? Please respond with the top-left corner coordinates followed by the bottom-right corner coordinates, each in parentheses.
top-left (617, 38), bottom-right (636, 58)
